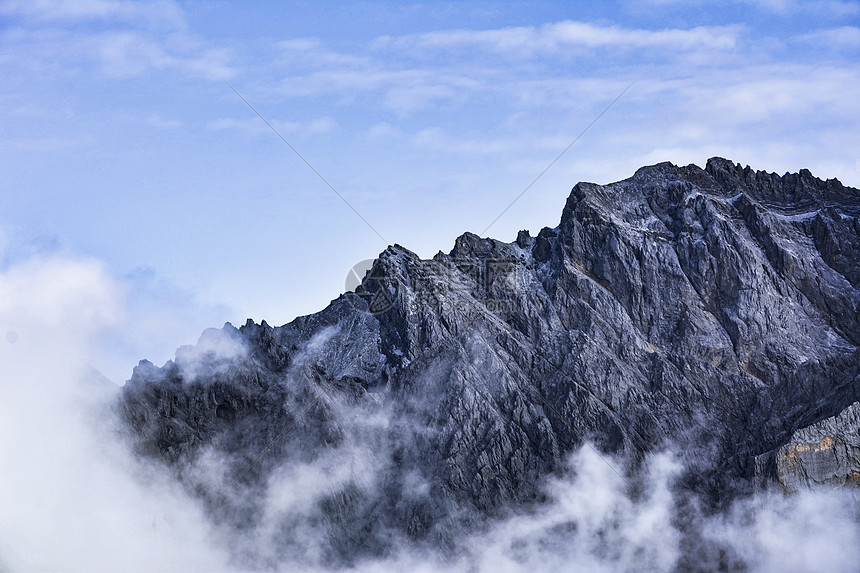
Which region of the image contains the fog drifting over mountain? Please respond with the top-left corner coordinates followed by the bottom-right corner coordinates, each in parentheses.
top-left (2, 203), bottom-right (858, 572)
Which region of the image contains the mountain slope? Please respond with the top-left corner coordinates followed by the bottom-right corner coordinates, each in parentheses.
top-left (119, 157), bottom-right (860, 569)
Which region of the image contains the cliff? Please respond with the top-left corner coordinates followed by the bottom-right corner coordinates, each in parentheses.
top-left (119, 157), bottom-right (860, 569)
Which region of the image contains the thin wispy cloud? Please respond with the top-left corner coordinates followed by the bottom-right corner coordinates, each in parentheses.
top-left (207, 116), bottom-right (337, 138)
top-left (646, 0), bottom-right (860, 17)
top-left (741, 0), bottom-right (860, 15)
top-left (277, 37), bottom-right (371, 68)
top-left (411, 127), bottom-right (571, 156)
top-left (140, 111), bottom-right (183, 130)
top-left (255, 17), bottom-right (859, 188)
top-left (89, 31), bottom-right (230, 78)
top-left (1, 2), bottom-right (234, 80)
top-left (0, 0), bottom-right (187, 29)
top-left (796, 25), bottom-right (860, 49)
top-left (377, 21), bottom-right (742, 56)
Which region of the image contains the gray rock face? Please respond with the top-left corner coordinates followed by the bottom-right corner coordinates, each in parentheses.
top-left (756, 401), bottom-right (860, 492)
top-left (118, 157), bottom-right (860, 568)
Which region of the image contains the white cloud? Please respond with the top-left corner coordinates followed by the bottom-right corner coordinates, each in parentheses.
top-left (257, 21), bottom-right (742, 122)
top-left (377, 20), bottom-right (742, 57)
top-left (0, 0), bottom-right (186, 29)
top-left (797, 26), bottom-right (860, 49)
top-left (89, 30), bottom-right (234, 79)
top-left (411, 127), bottom-right (567, 156)
top-left (0, 254), bottom-right (233, 572)
top-left (277, 37), bottom-right (371, 68)
top-left (740, 0), bottom-right (860, 15)
top-left (468, 448), bottom-right (683, 572)
top-left (465, 446), bottom-right (860, 572)
top-left (0, 134), bottom-right (95, 152)
top-left (642, 0), bottom-right (860, 16)
top-left (0, 3), bottom-right (235, 80)
top-left (273, 67), bottom-right (480, 113)
top-left (0, 255), bottom-right (121, 333)
top-left (207, 115), bottom-right (337, 138)
top-left (142, 111), bottom-right (183, 129)
top-left (707, 489), bottom-right (860, 572)
top-left (175, 327), bottom-right (246, 383)
top-left (366, 121), bottom-right (402, 140)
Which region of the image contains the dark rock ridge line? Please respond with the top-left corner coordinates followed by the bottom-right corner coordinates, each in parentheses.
top-left (119, 157), bottom-right (860, 567)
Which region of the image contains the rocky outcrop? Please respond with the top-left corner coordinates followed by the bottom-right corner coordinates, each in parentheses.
top-left (756, 400), bottom-right (860, 492)
top-left (118, 157), bottom-right (860, 568)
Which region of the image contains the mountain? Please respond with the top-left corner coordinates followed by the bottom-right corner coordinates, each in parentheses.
top-left (118, 157), bottom-right (860, 570)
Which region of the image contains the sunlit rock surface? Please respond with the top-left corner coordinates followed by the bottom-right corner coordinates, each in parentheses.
top-left (119, 158), bottom-right (860, 569)
top-left (756, 401), bottom-right (860, 492)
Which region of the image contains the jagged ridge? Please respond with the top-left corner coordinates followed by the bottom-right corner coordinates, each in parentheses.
top-left (118, 157), bottom-right (860, 569)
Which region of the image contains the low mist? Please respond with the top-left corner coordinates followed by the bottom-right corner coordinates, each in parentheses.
top-left (1, 252), bottom-right (858, 572)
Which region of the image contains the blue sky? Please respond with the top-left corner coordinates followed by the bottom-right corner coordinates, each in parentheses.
top-left (1, 0), bottom-right (859, 380)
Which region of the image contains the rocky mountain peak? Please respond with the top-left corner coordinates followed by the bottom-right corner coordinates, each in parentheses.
top-left (118, 158), bottom-right (860, 570)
